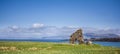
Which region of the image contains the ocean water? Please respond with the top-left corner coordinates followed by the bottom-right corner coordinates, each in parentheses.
top-left (93, 41), bottom-right (120, 48)
top-left (59, 41), bottom-right (120, 48)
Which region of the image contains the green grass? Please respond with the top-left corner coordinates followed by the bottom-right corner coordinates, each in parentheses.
top-left (0, 41), bottom-right (120, 54)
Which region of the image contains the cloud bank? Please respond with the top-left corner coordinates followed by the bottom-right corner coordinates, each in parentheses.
top-left (0, 23), bottom-right (120, 39)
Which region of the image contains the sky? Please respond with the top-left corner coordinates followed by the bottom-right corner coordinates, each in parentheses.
top-left (0, 0), bottom-right (120, 39)
top-left (0, 0), bottom-right (120, 28)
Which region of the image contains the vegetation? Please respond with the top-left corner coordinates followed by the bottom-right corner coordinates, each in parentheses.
top-left (0, 41), bottom-right (120, 54)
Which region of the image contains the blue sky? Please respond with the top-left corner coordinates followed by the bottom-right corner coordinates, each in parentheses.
top-left (0, 0), bottom-right (120, 39)
top-left (0, 0), bottom-right (120, 28)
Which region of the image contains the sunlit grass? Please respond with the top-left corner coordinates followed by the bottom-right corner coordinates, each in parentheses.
top-left (0, 41), bottom-right (120, 54)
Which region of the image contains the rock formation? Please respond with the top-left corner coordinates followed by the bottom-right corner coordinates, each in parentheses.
top-left (70, 29), bottom-right (84, 44)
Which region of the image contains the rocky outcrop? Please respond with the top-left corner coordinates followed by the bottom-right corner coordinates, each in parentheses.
top-left (70, 29), bottom-right (84, 44)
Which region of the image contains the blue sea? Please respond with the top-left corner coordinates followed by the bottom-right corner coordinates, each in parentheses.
top-left (93, 41), bottom-right (120, 48)
top-left (0, 39), bottom-right (120, 48)
top-left (60, 41), bottom-right (120, 48)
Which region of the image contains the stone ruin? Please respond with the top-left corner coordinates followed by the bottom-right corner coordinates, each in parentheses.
top-left (70, 29), bottom-right (84, 44)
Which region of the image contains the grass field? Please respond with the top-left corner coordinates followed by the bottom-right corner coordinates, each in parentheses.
top-left (0, 41), bottom-right (120, 54)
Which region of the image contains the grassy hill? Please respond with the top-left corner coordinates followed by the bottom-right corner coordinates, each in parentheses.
top-left (0, 41), bottom-right (120, 54)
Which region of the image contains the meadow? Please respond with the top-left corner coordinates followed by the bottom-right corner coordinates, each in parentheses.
top-left (0, 41), bottom-right (120, 54)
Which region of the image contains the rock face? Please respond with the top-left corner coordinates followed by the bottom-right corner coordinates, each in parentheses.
top-left (70, 29), bottom-right (84, 44)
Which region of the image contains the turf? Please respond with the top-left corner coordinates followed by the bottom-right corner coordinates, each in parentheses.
top-left (0, 41), bottom-right (120, 54)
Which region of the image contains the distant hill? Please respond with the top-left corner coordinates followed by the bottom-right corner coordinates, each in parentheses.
top-left (90, 37), bottom-right (120, 42)
top-left (84, 33), bottom-right (120, 38)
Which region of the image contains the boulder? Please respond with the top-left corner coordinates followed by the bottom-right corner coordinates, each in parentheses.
top-left (70, 29), bottom-right (84, 44)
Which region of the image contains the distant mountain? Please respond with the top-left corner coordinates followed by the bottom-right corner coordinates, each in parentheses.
top-left (84, 33), bottom-right (120, 38)
top-left (82, 27), bottom-right (120, 38)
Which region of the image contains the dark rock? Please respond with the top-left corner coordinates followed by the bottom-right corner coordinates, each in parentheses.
top-left (70, 29), bottom-right (84, 44)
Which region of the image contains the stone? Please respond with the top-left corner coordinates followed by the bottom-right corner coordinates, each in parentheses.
top-left (70, 29), bottom-right (84, 44)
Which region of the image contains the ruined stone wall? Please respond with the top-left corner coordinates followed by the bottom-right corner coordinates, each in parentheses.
top-left (70, 29), bottom-right (84, 44)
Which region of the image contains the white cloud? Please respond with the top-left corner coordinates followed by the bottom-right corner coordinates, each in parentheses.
top-left (32, 23), bottom-right (44, 28)
top-left (0, 24), bottom-right (120, 39)
top-left (1, 25), bottom-right (20, 32)
top-left (0, 25), bottom-right (78, 39)
top-left (31, 33), bottom-right (42, 35)
top-left (11, 25), bottom-right (19, 29)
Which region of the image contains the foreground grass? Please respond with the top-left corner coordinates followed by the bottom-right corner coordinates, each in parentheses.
top-left (0, 41), bottom-right (120, 54)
